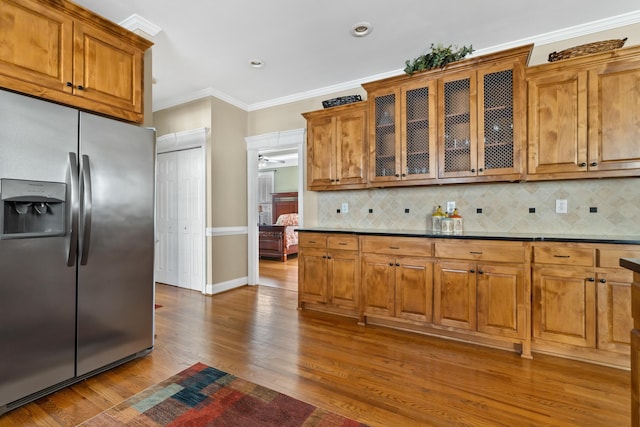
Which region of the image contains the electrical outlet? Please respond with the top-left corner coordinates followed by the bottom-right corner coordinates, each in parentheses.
top-left (341, 202), bottom-right (349, 214)
top-left (555, 199), bottom-right (568, 214)
top-left (446, 201), bottom-right (455, 213)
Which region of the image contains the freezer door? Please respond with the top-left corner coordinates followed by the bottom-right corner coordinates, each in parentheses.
top-left (76, 112), bottom-right (155, 376)
top-left (0, 90), bottom-right (78, 407)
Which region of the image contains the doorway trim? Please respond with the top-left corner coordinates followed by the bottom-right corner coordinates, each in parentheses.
top-left (245, 128), bottom-right (305, 285)
top-left (156, 127), bottom-right (208, 293)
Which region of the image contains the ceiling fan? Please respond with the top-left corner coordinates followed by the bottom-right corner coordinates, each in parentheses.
top-left (258, 154), bottom-right (285, 165)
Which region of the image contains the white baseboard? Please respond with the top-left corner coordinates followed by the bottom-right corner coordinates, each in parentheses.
top-left (205, 276), bottom-right (249, 295)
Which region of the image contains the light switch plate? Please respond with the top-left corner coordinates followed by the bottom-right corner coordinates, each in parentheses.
top-left (341, 202), bottom-right (349, 213)
top-left (446, 201), bottom-right (455, 213)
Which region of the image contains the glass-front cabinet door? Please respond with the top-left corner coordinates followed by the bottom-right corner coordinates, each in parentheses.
top-left (402, 80), bottom-right (437, 181)
top-left (439, 70), bottom-right (477, 179)
top-left (478, 65), bottom-right (521, 177)
top-left (371, 89), bottom-right (400, 183)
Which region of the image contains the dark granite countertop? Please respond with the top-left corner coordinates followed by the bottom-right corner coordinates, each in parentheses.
top-left (297, 227), bottom-right (640, 245)
top-left (620, 258), bottom-right (640, 273)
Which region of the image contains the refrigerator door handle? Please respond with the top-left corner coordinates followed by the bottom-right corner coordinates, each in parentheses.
top-left (79, 154), bottom-right (93, 265)
top-left (67, 152), bottom-right (79, 266)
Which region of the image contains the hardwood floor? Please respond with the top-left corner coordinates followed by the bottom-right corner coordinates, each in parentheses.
top-left (0, 267), bottom-right (631, 426)
top-left (259, 256), bottom-right (298, 292)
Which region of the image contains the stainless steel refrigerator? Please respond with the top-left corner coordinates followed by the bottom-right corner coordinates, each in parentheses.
top-left (0, 89), bottom-right (155, 414)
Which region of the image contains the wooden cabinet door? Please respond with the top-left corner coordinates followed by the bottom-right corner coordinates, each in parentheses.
top-left (533, 266), bottom-right (596, 347)
top-left (0, 0), bottom-right (74, 94)
top-left (370, 88), bottom-right (401, 183)
top-left (395, 257), bottom-right (433, 323)
top-left (299, 248), bottom-right (328, 304)
top-left (438, 70), bottom-right (478, 179)
top-left (400, 80), bottom-right (438, 181)
top-left (73, 20), bottom-right (145, 116)
top-left (307, 115), bottom-right (335, 188)
top-left (477, 263), bottom-right (523, 338)
top-left (477, 62), bottom-right (524, 177)
top-left (588, 60), bottom-right (640, 172)
top-left (335, 108), bottom-right (367, 186)
top-left (434, 260), bottom-right (476, 330)
top-left (527, 69), bottom-right (588, 174)
top-left (597, 270), bottom-right (633, 354)
top-left (362, 254), bottom-right (395, 317)
top-left (327, 250), bottom-right (360, 310)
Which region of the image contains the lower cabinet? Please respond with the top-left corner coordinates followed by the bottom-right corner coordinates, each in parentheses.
top-left (297, 231), bottom-right (638, 368)
top-left (434, 240), bottom-right (530, 357)
top-left (362, 254), bottom-right (434, 323)
top-left (532, 243), bottom-right (638, 366)
top-left (298, 233), bottom-right (360, 315)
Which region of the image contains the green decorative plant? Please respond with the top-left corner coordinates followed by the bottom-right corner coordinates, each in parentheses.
top-left (404, 43), bottom-right (475, 75)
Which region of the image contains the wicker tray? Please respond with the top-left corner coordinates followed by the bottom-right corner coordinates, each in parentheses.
top-left (548, 38), bottom-right (627, 62)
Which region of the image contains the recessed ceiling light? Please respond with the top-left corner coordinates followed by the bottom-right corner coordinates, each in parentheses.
top-left (249, 59), bottom-right (265, 68)
top-left (351, 22), bottom-right (372, 37)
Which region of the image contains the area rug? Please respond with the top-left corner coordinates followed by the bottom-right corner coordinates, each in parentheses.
top-left (81, 362), bottom-right (368, 426)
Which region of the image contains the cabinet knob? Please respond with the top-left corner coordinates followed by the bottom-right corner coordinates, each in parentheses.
top-left (470, 269), bottom-right (475, 273)
top-left (599, 278), bottom-right (607, 283)
top-left (471, 168), bottom-right (476, 173)
top-left (396, 263), bottom-right (400, 267)
top-left (478, 270), bottom-right (484, 275)
top-left (590, 162), bottom-right (598, 167)
top-left (478, 168), bottom-right (484, 173)
top-left (401, 173), bottom-right (406, 177)
top-left (77, 85), bottom-right (84, 91)
top-left (66, 82), bottom-right (73, 87)
top-left (389, 262), bottom-right (394, 266)
top-left (395, 174), bottom-right (400, 178)
top-left (587, 277), bottom-right (595, 282)
top-left (579, 162), bottom-right (587, 167)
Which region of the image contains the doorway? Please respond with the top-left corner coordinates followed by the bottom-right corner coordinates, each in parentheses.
top-left (155, 128), bottom-right (207, 292)
top-left (245, 129), bottom-right (305, 286)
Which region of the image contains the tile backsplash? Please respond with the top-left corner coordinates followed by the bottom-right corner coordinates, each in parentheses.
top-left (317, 178), bottom-right (640, 235)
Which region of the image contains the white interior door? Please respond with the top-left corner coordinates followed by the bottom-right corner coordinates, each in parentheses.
top-left (155, 147), bottom-right (204, 291)
top-left (156, 151), bottom-right (179, 285)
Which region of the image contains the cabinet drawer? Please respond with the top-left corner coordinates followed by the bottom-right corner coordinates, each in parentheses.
top-left (598, 247), bottom-right (640, 269)
top-left (361, 235), bottom-right (432, 256)
top-left (328, 235), bottom-right (359, 251)
top-left (533, 245), bottom-right (595, 266)
top-left (435, 240), bottom-right (525, 263)
top-left (299, 233), bottom-right (327, 248)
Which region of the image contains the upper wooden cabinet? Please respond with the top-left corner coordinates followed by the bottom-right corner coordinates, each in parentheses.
top-left (527, 45), bottom-right (640, 179)
top-left (0, 0), bottom-right (152, 123)
top-left (303, 102), bottom-right (368, 190)
top-left (362, 46), bottom-right (530, 187)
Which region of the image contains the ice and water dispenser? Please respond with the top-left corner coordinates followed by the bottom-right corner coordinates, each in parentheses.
top-left (0, 178), bottom-right (66, 239)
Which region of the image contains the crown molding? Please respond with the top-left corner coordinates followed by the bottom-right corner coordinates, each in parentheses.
top-left (118, 14), bottom-right (162, 38)
top-left (153, 10), bottom-right (640, 113)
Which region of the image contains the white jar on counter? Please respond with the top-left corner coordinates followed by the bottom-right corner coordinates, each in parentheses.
top-left (441, 217), bottom-right (454, 233)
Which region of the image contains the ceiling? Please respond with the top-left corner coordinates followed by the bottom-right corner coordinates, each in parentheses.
top-left (72, 0), bottom-right (640, 112)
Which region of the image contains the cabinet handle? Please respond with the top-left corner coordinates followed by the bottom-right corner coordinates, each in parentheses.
top-left (395, 174), bottom-right (400, 178)
top-left (470, 269), bottom-right (475, 273)
top-left (470, 251), bottom-right (483, 254)
top-left (396, 263), bottom-right (400, 267)
top-left (66, 81), bottom-right (73, 87)
top-left (338, 242), bottom-right (348, 245)
top-left (579, 162), bottom-right (587, 167)
top-left (599, 278), bottom-right (607, 283)
top-left (471, 168), bottom-right (476, 173)
top-left (553, 255), bottom-right (570, 258)
top-left (590, 162), bottom-right (598, 167)
top-left (322, 255), bottom-right (327, 259)
top-left (77, 85), bottom-right (84, 90)
top-left (389, 262), bottom-right (394, 266)
top-left (327, 256), bottom-right (332, 259)
top-left (308, 240), bottom-right (317, 243)
top-left (587, 277), bottom-right (595, 282)
top-left (478, 270), bottom-right (484, 275)
top-left (389, 246), bottom-right (400, 250)
top-left (478, 168), bottom-right (484, 172)
top-left (401, 173), bottom-right (406, 177)
top-left (335, 179), bottom-right (340, 182)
